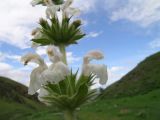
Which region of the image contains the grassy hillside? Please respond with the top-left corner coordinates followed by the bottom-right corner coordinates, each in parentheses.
top-left (3, 88), bottom-right (160, 120)
top-left (0, 76), bottom-right (38, 103)
top-left (0, 52), bottom-right (160, 120)
top-left (0, 77), bottom-right (45, 120)
top-left (101, 52), bottom-right (160, 99)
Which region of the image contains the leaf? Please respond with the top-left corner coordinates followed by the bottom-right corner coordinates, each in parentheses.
top-left (31, 38), bottom-right (53, 45)
top-left (34, 16), bottom-right (85, 46)
top-left (71, 83), bottom-right (88, 108)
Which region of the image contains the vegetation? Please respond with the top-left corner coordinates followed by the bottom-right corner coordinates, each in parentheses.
top-left (0, 77), bottom-right (39, 103)
top-left (32, 17), bottom-right (85, 47)
top-left (0, 88), bottom-right (160, 120)
top-left (101, 52), bottom-right (160, 99)
top-left (0, 52), bottom-right (160, 120)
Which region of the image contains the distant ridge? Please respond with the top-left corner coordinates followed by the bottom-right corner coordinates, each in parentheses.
top-left (102, 52), bottom-right (160, 99)
top-left (0, 76), bottom-right (38, 103)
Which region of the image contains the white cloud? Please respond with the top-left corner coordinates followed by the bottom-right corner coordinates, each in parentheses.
top-left (0, 0), bottom-right (46, 48)
top-left (87, 31), bottom-right (103, 38)
top-left (107, 66), bottom-right (128, 85)
top-left (0, 52), bottom-right (21, 62)
top-left (74, 0), bottom-right (97, 13)
top-left (149, 38), bottom-right (160, 48)
top-left (0, 62), bottom-right (30, 86)
top-left (105, 0), bottom-right (160, 27)
top-left (67, 52), bottom-right (81, 64)
top-left (109, 66), bottom-right (126, 72)
top-left (36, 46), bottom-right (47, 55)
top-left (0, 0), bottom-right (97, 49)
top-left (0, 52), bottom-right (30, 85)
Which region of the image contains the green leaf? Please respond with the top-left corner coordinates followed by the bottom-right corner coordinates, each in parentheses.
top-left (32, 38), bottom-right (53, 45)
top-left (71, 83), bottom-right (88, 108)
top-left (32, 16), bottom-right (85, 46)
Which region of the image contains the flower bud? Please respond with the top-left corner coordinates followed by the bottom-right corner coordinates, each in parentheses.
top-left (39, 18), bottom-right (46, 24)
top-left (31, 28), bottom-right (38, 36)
top-left (52, 0), bottom-right (64, 5)
top-left (72, 20), bottom-right (81, 28)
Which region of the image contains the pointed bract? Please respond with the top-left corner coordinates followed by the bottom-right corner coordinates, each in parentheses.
top-left (30, 0), bottom-right (44, 6)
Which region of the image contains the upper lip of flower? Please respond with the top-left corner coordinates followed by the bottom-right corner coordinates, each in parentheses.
top-left (47, 50), bottom-right (54, 56)
top-left (24, 61), bottom-right (28, 65)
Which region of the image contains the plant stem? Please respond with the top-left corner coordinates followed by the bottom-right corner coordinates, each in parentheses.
top-left (59, 44), bottom-right (67, 65)
top-left (64, 110), bottom-right (76, 120)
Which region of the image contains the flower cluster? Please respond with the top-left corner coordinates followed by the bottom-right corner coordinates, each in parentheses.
top-left (21, 45), bottom-right (108, 102)
top-left (31, 0), bottom-right (80, 18)
top-left (21, 0), bottom-right (108, 119)
top-left (21, 46), bottom-right (69, 95)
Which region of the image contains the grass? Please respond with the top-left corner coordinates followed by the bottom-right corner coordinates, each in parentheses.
top-left (79, 89), bottom-right (160, 120)
top-left (1, 88), bottom-right (159, 120)
top-left (102, 52), bottom-right (160, 99)
top-left (1, 52), bottom-right (160, 120)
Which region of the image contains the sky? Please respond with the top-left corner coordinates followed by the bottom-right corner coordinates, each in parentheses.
top-left (0, 0), bottom-right (160, 87)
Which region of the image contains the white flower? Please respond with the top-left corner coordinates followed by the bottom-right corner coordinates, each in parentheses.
top-left (47, 45), bottom-right (62, 63)
top-left (42, 45), bottom-right (70, 83)
top-left (42, 61), bottom-right (70, 83)
top-left (82, 50), bottom-right (108, 85)
top-left (44, 0), bottom-right (61, 18)
top-left (85, 50), bottom-right (104, 60)
top-left (21, 53), bottom-right (48, 95)
top-left (61, 0), bottom-right (80, 17)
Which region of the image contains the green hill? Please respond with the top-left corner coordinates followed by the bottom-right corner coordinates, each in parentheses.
top-left (5, 88), bottom-right (160, 120)
top-left (0, 52), bottom-right (160, 120)
top-left (101, 52), bottom-right (160, 99)
top-left (0, 76), bottom-right (38, 103)
top-left (0, 77), bottom-right (45, 120)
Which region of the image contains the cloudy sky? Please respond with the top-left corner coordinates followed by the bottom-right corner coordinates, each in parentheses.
top-left (0, 0), bottom-right (160, 86)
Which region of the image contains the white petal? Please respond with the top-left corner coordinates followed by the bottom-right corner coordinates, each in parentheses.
top-left (45, 5), bottom-right (60, 18)
top-left (62, 0), bottom-right (73, 10)
top-left (21, 53), bottom-right (45, 65)
top-left (47, 45), bottom-right (62, 63)
top-left (38, 88), bottom-right (50, 105)
top-left (42, 62), bottom-right (70, 83)
top-left (66, 7), bottom-right (80, 16)
top-left (98, 65), bottom-right (108, 85)
top-left (53, 62), bottom-right (70, 76)
top-left (28, 69), bottom-right (42, 95)
top-left (85, 50), bottom-right (104, 60)
top-left (83, 64), bottom-right (108, 85)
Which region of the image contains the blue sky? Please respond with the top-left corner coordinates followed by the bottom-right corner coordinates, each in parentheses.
top-left (0, 0), bottom-right (160, 86)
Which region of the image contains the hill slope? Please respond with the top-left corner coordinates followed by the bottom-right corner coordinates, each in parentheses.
top-left (102, 52), bottom-right (160, 99)
top-left (0, 51), bottom-right (160, 120)
top-left (5, 88), bottom-right (160, 120)
top-left (0, 77), bottom-right (44, 120)
top-left (0, 76), bottom-right (38, 103)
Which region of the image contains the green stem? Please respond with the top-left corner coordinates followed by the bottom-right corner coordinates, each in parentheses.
top-left (64, 110), bottom-right (77, 120)
top-left (59, 44), bottom-right (67, 65)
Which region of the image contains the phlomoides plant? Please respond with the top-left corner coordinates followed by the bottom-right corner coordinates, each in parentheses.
top-left (21, 0), bottom-right (108, 120)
